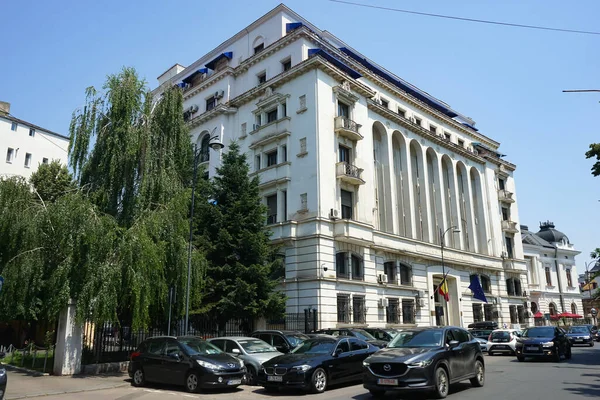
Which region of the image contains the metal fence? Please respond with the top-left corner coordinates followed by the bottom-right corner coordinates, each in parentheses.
top-left (266, 310), bottom-right (318, 333)
top-left (82, 315), bottom-right (254, 365)
top-left (1, 344), bottom-right (54, 374)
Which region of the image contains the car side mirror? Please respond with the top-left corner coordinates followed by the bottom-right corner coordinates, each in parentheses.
top-left (448, 340), bottom-right (460, 349)
top-left (168, 352), bottom-right (181, 361)
top-left (231, 348), bottom-right (240, 354)
top-left (276, 345), bottom-right (289, 353)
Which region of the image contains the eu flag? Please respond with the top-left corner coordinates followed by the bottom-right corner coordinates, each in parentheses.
top-left (469, 275), bottom-right (488, 303)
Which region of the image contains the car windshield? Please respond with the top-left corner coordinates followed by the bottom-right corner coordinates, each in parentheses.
top-left (568, 327), bottom-right (589, 334)
top-left (179, 338), bottom-right (222, 355)
top-left (523, 327), bottom-right (555, 338)
top-left (384, 329), bottom-right (398, 337)
top-left (292, 340), bottom-right (335, 354)
top-left (352, 329), bottom-right (377, 341)
top-left (388, 330), bottom-right (443, 348)
top-left (238, 339), bottom-right (277, 354)
top-left (285, 334), bottom-right (309, 347)
top-left (491, 331), bottom-right (511, 340)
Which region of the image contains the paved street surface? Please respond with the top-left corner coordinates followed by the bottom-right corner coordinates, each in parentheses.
top-left (6, 345), bottom-right (600, 399)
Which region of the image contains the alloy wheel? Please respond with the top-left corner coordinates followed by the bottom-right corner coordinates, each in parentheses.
top-left (187, 373), bottom-right (199, 392)
top-left (133, 369), bottom-right (144, 386)
top-left (436, 368), bottom-right (449, 398)
top-left (312, 368), bottom-right (327, 393)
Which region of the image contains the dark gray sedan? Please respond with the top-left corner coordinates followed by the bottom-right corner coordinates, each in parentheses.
top-left (566, 326), bottom-right (594, 347)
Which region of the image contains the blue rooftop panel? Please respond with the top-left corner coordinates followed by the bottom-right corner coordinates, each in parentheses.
top-left (205, 52), bottom-right (233, 70)
top-left (286, 22), bottom-right (303, 33)
top-left (308, 48), bottom-right (362, 79)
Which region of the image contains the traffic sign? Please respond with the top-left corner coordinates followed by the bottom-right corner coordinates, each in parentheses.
top-left (591, 308), bottom-right (598, 317)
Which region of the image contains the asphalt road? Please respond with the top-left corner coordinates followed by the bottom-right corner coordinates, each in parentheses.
top-left (13, 345), bottom-right (600, 400)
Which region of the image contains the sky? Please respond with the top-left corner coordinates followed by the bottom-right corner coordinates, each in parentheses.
top-left (1, 0), bottom-right (599, 272)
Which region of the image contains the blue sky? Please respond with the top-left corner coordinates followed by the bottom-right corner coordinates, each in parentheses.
top-left (1, 0), bottom-right (599, 271)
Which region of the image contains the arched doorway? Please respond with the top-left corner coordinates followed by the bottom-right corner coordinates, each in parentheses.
top-left (430, 272), bottom-right (460, 326)
top-left (549, 302), bottom-right (557, 316)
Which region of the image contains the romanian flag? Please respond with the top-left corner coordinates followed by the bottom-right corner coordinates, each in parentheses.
top-left (438, 277), bottom-right (450, 301)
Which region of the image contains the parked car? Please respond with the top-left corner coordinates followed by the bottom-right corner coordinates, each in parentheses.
top-left (566, 326), bottom-right (595, 347)
top-left (250, 330), bottom-right (309, 353)
top-left (363, 328), bottom-right (400, 342)
top-left (581, 324), bottom-right (600, 342)
top-left (314, 328), bottom-right (388, 348)
top-left (474, 337), bottom-right (488, 352)
top-left (487, 329), bottom-right (521, 356)
top-left (468, 321), bottom-right (498, 330)
top-left (208, 337), bottom-right (282, 385)
top-left (0, 352), bottom-right (7, 400)
top-left (514, 326), bottom-right (571, 362)
top-left (128, 336), bottom-right (246, 393)
top-left (363, 327), bottom-right (485, 399)
top-left (257, 336), bottom-right (378, 393)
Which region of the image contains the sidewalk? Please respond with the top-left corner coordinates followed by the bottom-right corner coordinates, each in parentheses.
top-left (5, 369), bottom-right (129, 399)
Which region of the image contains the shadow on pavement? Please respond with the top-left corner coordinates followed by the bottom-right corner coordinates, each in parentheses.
top-left (350, 382), bottom-right (477, 400)
top-left (251, 380), bottom-right (363, 396)
top-left (140, 380), bottom-right (244, 395)
top-left (563, 382), bottom-right (600, 398)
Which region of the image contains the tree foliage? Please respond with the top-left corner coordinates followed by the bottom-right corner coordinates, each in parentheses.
top-left (29, 160), bottom-right (76, 203)
top-left (585, 144), bottom-right (600, 177)
top-left (193, 142), bottom-right (286, 326)
top-left (0, 67), bottom-right (206, 329)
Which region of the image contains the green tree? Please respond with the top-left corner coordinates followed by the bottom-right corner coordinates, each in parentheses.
top-left (29, 160), bottom-right (75, 203)
top-left (194, 142), bottom-right (286, 331)
top-left (585, 144), bottom-right (600, 177)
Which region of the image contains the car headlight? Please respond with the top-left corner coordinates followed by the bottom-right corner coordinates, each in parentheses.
top-left (541, 342), bottom-right (554, 348)
top-left (0, 369), bottom-right (5, 377)
top-left (584, 336), bottom-right (591, 340)
top-left (408, 359), bottom-right (433, 368)
top-left (362, 361), bottom-right (370, 367)
top-left (292, 364), bottom-right (312, 372)
top-left (196, 360), bottom-right (224, 370)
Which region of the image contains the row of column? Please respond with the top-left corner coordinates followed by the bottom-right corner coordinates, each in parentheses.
top-left (372, 122), bottom-right (489, 254)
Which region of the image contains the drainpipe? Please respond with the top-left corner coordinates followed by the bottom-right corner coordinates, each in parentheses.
top-left (554, 246), bottom-right (565, 313)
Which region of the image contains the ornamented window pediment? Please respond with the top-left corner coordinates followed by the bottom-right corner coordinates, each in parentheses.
top-left (333, 81), bottom-right (359, 104)
top-left (254, 86), bottom-right (289, 113)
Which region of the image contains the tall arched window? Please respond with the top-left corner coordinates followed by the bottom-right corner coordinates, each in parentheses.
top-left (200, 135), bottom-right (210, 162)
top-left (531, 302), bottom-right (538, 314)
top-left (571, 303), bottom-right (577, 315)
top-left (548, 302), bottom-right (557, 316)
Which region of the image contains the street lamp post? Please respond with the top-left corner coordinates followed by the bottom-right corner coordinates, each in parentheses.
top-left (184, 131), bottom-right (224, 335)
top-left (439, 226), bottom-right (460, 326)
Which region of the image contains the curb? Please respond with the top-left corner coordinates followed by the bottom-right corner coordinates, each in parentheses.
top-left (1, 364), bottom-right (48, 377)
top-left (5, 382), bottom-right (130, 400)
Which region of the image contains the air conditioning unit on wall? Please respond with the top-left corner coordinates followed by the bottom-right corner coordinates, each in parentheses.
top-left (378, 298), bottom-right (389, 308)
top-left (329, 209), bottom-right (339, 220)
top-left (378, 274), bottom-right (388, 284)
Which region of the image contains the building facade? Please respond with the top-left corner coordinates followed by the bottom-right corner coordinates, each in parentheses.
top-left (521, 222), bottom-right (584, 325)
top-left (0, 101), bottom-right (69, 180)
top-left (154, 4), bottom-right (529, 329)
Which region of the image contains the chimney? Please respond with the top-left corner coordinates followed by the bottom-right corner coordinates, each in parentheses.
top-left (0, 101), bottom-right (10, 116)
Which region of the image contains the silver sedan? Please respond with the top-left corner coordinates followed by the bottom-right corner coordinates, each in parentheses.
top-left (208, 337), bottom-right (282, 385)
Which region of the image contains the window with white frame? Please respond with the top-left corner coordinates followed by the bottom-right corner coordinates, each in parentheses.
top-left (266, 149), bottom-right (278, 167)
top-left (266, 194), bottom-right (277, 224)
top-left (399, 263), bottom-right (412, 285)
top-left (257, 71), bottom-right (266, 85)
top-left (6, 148), bottom-right (14, 163)
top-left (341, 190), bottom-right (353, 219)
top-left (29, 128), bottom-right (35, 137)
top-left (11, 122), bottom-right (17, 131)
top-left (254, 43), bottom-right (264, 54)
top-left (281, 58), bottom-right (291, 72)
top-left (42, 158), bottom-right (48, 164)
top-left (281, 145), bottom-right (287, 162)
top-left (266, 109), bottom-right (277, 123)
top-left (24, 153), bottom-right (32, 168)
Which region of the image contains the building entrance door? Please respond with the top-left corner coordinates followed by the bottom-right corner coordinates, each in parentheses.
top-left (433, 284), bottom-right (447, 326)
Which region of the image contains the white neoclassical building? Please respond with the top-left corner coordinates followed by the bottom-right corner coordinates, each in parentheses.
top-left (154, 4), bottom-right (530, 329)
top-left (0, 101), bottom-right (69, 180)
top-left (521, 222), bottom-right (584, 325)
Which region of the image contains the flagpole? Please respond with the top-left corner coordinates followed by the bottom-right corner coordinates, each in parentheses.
top-left (440, 226), bottom-right (460, 326)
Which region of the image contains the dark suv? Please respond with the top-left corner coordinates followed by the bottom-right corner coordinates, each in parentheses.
top-left (314, 328), bottom-right (388, 348)
top-left (251, 330), bottom-right (309, 353)
top-left (515, 326), bottom-right (571, 362)
top-left (128, 336), bottom-right (245, 393)
top-left (363, 327), bottom-right (485, 399)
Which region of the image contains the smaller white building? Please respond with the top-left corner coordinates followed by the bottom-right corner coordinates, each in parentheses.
top-left (0, 101), bottom-right (69, 180)
top-left (521, 221), bottom-right (583, 325)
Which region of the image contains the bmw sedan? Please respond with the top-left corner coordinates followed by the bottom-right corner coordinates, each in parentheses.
top-left (515, 326), bottom-right (571, 362)
top-left (128, 336), bottom-right (246, 393)
top-left (363, 327), bottom-right (485, 399)
top-left (257, 336), bottom-right (378, 393)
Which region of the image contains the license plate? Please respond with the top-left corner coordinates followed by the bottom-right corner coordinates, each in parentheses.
top-left (526, 346), bottom-right (537, 351)
top-left (378, 378), bottom-right (398, 386)
top-left (575, 339), bottom-right (583, 342)
top-left (267, 375), bottom-right (283, 382)
top-left (227, 379), bottom-right (242, 385)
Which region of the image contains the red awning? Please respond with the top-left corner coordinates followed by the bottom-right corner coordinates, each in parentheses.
top-left (533, 311), bottom-right (544, 318)
top-left (558, 312), bottom-right (583, 319)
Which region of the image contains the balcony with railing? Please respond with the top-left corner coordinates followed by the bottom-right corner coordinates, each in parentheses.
top-left (336, 161), bottom-right (365, 185)
top-left (498, 189), bottom-right (515, 203)
top-left (334, 116), bottom-right (363, 141)
top-left (501, 220), bottom-right (519, 233)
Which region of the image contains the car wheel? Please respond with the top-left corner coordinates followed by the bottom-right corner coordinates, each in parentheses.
top-left (433, 367), bottom-right (449, 399)
top-left (132, 368), bottom-right (145, 387)
top-left (590, 342), bottom-right (595, 347)
top-left (186, 371), bottom-right (200, 393)
top-left (310, 368), bottom-right (327, 394)
top-left (517, 356), bottom-right (525, 362)
top-left (470, 360), bottom-right (485, 387)
top-left (245, 365), bottom-right (257, 386)
top-left (369, 389), bottom-right (386, 398)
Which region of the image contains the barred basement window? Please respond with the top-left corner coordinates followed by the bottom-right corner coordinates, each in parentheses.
top-left (402, 299), bottom-right (415, 324)
top-left (472, 304), bottom-right (483, 323)
top-left (337, 294), bottom-right (350, 323)
top-left (387, 298), bottom-right (399, 324)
